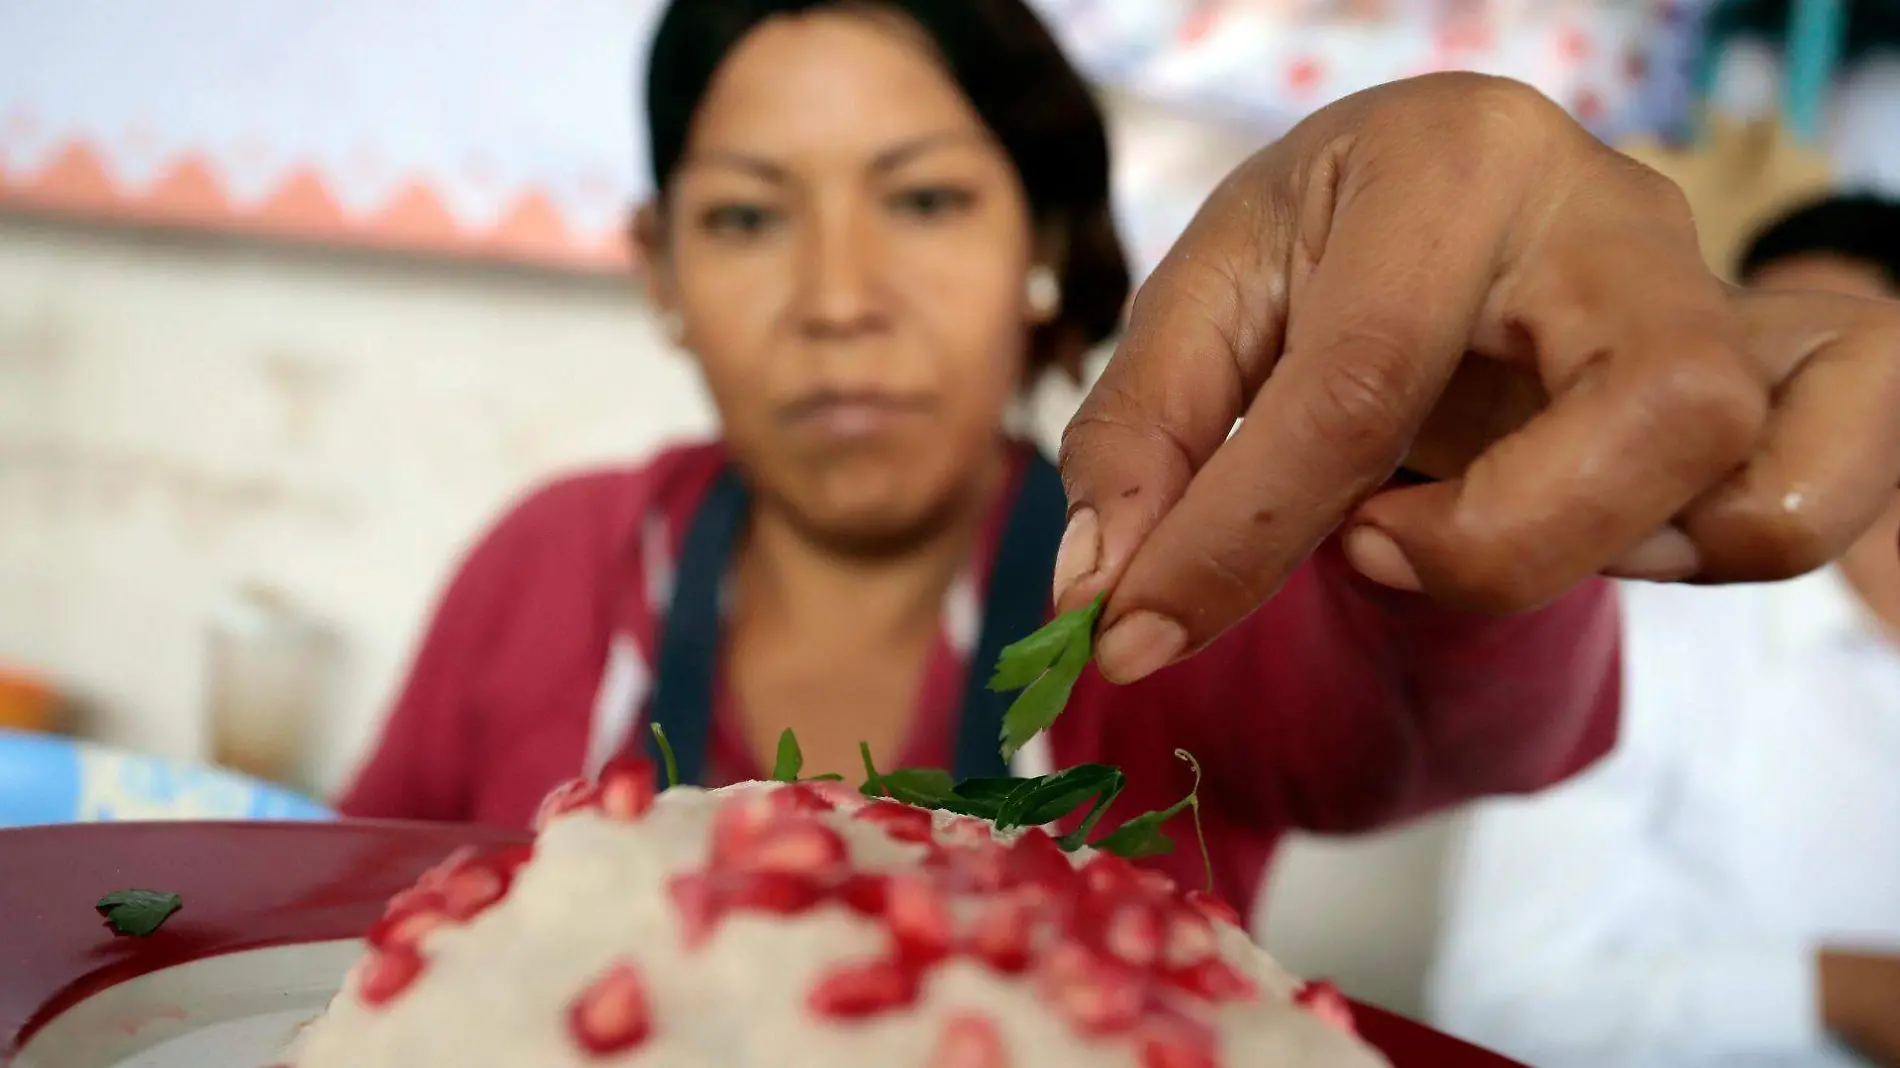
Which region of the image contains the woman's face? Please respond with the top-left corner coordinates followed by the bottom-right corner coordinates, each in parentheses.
top-left (649, 10), bottom-right (1046, 550)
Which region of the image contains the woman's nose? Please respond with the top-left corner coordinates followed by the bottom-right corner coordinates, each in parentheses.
top-left (797, 206), bottom-right (888, 340)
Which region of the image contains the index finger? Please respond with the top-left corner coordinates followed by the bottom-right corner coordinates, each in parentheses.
top-left (1086, 153), bottom-right (1505, 682)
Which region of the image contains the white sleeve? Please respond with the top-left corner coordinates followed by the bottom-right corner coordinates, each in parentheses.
top-left (1425, 584), bottom-right (1825, 1068)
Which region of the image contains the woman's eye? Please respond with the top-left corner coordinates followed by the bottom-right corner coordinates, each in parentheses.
top-left (889, 186), bottom-right (975, 219)
top-left (698, 203), bottom-right (780, 237)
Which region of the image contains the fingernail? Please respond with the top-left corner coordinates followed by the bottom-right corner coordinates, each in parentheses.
top-left (1053, 507), bottom-right (1100, 607)
top-left (1097, 612), bottom-right (1188, 684)
top-left (1610, 526), bottom-right (1701, 582)
top-left (1344, 525), bottom-right (1422, 592)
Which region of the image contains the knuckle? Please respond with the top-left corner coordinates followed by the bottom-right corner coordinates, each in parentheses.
top-left (1426, 75), bottom-right (1564, 160)
top-left (1300, 329), bottom-right (1422, 460)
top-left (1643, 347), bottom-right (1767, 463)
top-left (1614, 155), bottom-right (1698, 229)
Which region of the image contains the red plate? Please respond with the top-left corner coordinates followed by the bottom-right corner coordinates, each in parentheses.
top-left (0, 821), bottom-right (1524, 1067)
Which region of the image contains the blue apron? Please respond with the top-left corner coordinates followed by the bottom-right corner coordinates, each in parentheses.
top-left (637, 451), bottom-right (1069, 785)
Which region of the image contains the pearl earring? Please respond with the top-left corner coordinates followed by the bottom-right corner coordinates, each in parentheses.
top-left (1026, 265), bottom-right (1061, 320)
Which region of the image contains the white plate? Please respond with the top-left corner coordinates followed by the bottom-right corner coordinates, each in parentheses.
top-left (15, 942), bottom-right (358, 1068)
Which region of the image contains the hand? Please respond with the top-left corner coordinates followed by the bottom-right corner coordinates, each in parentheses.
top-left (1820, 948), bottom-right (1900, 1066)
top-left (1054, 73), bottom-right (1900, 683)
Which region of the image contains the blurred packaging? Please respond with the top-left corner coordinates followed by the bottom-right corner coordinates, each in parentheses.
top-left (0, 667), bottom-right (56, 734)
top-left (204, 584), bottom-right (340, 791)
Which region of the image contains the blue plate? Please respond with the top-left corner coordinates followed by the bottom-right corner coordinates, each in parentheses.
top-left (0, 729), bottom-right (332, 828)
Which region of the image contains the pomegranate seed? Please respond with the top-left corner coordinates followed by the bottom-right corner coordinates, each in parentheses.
top-left (1163, 909), bottom-right (1218, 967)
top-left (808, 957), bottom-right (919, 1018)
top-left (440, 865), bottom-right (507, 920)
top-left (381, 886), bottom-right (447, 920)
top-left (668, 873), bottom-right (719, 947)
top-left (535, 779), bottom-right (602, 829)
top-left (598, 760), bottom-right (657, 820)
top-left (1136, 1008), bottom-right (1220, 1068)
top-left (568, 961), bottom-right (653, 1056)
top-left (1039, 944), bottom-right (1144, 1034)
top-left (490, 842), bottom-right (535, 868)
top-left (1105, 901), bottom-right (1165, 967)
top-left (367, 905), bottom-right (451, 950)
top-left (737, 820), bottom-right (848, 877)
top-left (770, 782), bottom-right (837, 815)
top-left (941, 816), bottom-right (996, 847)
top-left (807, 779), bottom-right (870, 812)
top-left (1294, 980), bottom-right (1356, 1034)
top-left (357, 945), bottom-right (425, 1007)
top-left (1003, 828), bottom-right (1075, 890)
top-left (1164, 958), bottom-right (1258, 1002)
top-left (929, 1013), bottom-right (1010, 1068)
top-left (838, 873), bottom-right (891, 916)
top-left (968, 896), bottom-right (1036, 973)
top-left (1082, 853), bottom-right (1140, 894)
top-left (1183, 890), bottom-right (1240, 927)
top-left (1138, 1032), bottom-right (1218, 1068)
top-left (710, 791), bottom-right (779, 864)
top-left (1136, 870), bottom-right (1178, 897)
top-left (940, 840), bottom-right (1009, 893)
top-left (723, 871), bottom-right (827, 915)
top-left (885, 875), bottom-right (953, 964)
top-left (415, 846), bottom-right (479, 891)
top-left (854, 800), bottom-right (936, 843)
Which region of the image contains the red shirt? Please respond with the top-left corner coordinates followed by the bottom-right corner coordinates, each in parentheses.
top-left (338, 441), bottom-right (1620, 919)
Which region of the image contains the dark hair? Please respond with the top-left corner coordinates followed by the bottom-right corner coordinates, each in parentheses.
top-left (643, 0), bottom-right (1129, 380)
top-left (1736, 192), bottom-right (1900, 289)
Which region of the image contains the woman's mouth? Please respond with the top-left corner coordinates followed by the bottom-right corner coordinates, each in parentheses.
top-left (778, 390), bottom-right (937, 439)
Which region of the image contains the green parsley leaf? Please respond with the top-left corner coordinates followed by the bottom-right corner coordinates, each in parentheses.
top-left (882, 768), bottom-right (957, 802)
top-left (770, 728), bottom-right (803, 783)
top-left (857, 745), bottom-right (959, 805)
top-left (802, 773), bottom-right (846, 783)
top-left (994, 764), bottom-right (1122, 830)
top-left (1090, 751), bottom-right (1207, 877)
top-left (1055, 775), bottom-right (1129, 852)
top-left (1088, 800), bottom-right (1187, 858)
top-left (987, 608), bottom-right (1083, 691)
top-left (859, 742), bottom-right (884, 796)
top-left (650, 723), bottom-right (680, 789)
top-left (942, 777), bottom-right (1025, 820)
top-left (994, 594), bottom-right (1104, 761)
top-left (96, 889), bottom-right (182, 937)
top-left (951, 777), bottom-right (1027, 805)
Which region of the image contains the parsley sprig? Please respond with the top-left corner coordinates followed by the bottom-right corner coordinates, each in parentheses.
top-left (96, 889), bottom-right (182, 937)
top-left (992, 593), bottom-right (1105, 759)
top-left (644, 593), bottom-right (1213, 887)
top-left (858, 741), bottom-right (1209, 885)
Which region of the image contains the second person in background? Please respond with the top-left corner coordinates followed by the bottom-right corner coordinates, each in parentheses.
top-left (1428, 198), bottom-right (1900, 1068)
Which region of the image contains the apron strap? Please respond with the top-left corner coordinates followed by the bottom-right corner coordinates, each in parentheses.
top-left (640, 451), bottom-right (1070, 786)
top-left (950, 450), bottom-right (1067, 781)
top-left (642, 466), bottom-right (749, 784)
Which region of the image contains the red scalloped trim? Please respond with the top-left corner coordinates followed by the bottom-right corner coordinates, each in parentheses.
top-left (0, 140), bottom-right (627, 273)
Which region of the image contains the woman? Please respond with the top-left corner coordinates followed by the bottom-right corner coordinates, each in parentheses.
top-left (339, 0), bottom-right (1900, 915)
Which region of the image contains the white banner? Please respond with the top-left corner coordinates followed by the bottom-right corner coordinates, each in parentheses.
top-left (0, 1), bottom-right (1675, 277)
